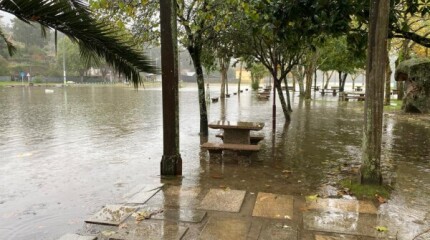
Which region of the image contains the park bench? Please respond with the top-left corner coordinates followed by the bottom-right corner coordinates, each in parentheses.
top-left (211, 97), bottom-right (219, 103)
top-left (201, 142), bottom-right (260, 156)
top-left (215, 133), bottom-right (264, 145)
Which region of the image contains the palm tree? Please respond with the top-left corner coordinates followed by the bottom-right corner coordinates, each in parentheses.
top-left (0, 0), bottom-right (155, 86)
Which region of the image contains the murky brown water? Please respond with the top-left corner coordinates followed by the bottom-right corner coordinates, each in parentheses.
top-left (0, 85), bottom-right (429, 239)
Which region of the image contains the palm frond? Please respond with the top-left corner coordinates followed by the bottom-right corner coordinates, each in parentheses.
top-left (0, 0), bottom-right (156, 87)
top-left (0, 27), bottom-right (17, 56)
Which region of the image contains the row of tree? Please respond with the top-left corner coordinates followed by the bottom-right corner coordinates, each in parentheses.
top-left (91, 0), bottom-right (429, 133)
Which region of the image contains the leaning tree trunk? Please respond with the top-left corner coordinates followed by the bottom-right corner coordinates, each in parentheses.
top-left (361, 0), bottom-right (389, 185)
top-left (339, 72), bottom-right (348, 92)
top-left (324, 71), bottom-right (333, 89)
top-left (283, 77), bottom-right (292, 112)
top-left (189, 46), bottom-right (209, 136)
top-left (275, 78), bottom-right (291, 121)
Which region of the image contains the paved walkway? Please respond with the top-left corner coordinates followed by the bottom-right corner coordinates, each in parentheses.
top-left (57, 183), bottom-right (430, 240)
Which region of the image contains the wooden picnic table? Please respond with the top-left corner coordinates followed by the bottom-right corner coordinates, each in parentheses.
top-left (208, 121), bottom-right (264, 144)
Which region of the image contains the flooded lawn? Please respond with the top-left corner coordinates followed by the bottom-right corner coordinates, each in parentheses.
top-left (0, 85), bottom-right (429, 239)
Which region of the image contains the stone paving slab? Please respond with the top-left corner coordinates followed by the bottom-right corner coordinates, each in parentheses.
top-left (314, 234), bottom-right (359, 240)
top-left (152, 209), bottom-right (207, 223)
top-left (252, 192), bottom-right (294, 219)
top-left (145, 186), bottom-right (201, 208)
top-left (57, 234), bottom-right (97, 240)
top-left (306, 198), bottom-right (377, 214)
top-left (107, 221), bottom-right (188, 240)
top-left (199, 217), bottom-right (250, 240)
top-left (198, 188), bottom-right (246, 212)
top-left (85, 205), bottom-right (137, 226)
top-left (123, 183), bottom-right (164, 204)
top-left (303, 211), bottom-right (379, 238)
top-left (258, 222), bottom-right (298, 240)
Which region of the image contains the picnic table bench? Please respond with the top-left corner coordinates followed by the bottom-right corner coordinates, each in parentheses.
top-left (211, 97), bottom-right (219, 103)
top-left (201, 142), bottom-right (260, 156)
top-left (215, 133), bottom-right (264, 145)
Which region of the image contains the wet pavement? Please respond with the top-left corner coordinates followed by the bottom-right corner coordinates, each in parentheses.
top-left (0, 84), bottom-right (429, 239)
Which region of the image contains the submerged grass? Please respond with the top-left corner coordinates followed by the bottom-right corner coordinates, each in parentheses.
top-left (340, 179), bottom-right (392, 200)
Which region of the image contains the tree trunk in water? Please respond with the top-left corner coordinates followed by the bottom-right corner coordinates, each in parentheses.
top-left (219, 58), bottom-right (226, 98)
top-left (275, 78), bottom-right (291, 121)
top-left (238, 61), bottom-right (243, 94)
top-left (297, 66), bottom-right (305, 96)
top-left (314, 69), bottom-right (317, 90)
top-left (338, 72), bottom-right (347, 92)
top-left (361, 0), bottom-right (389, 185)
top-left (189, 47), bottom-right (208, 136)
top-left (384, 48), bottom-right (392, 106)
top-left (292, 74), bottom-right (296, 91)
top-left (283, 77), bottom-right (292, 112)
top-left (324, 71), bottom-right (333, 89)
top-left (304, 64), bottom-right (313, 99)
top-left (321, 71), bottom-right (326, 89)
top-left (160, 0), bottom-right (182, 175)
top-left (351, 74), bottom-right (357, 90)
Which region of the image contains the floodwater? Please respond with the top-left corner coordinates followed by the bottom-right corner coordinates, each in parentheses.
top-left (0, 84), bottom-right (429, 239)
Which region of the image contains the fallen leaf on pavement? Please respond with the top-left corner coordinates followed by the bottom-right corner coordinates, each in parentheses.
top-left (375, 226), bottom-right (388, 232)
top-left (306, 194), bottom-right (319, 202)
top-left (375, 194), bottom-right (386, 203)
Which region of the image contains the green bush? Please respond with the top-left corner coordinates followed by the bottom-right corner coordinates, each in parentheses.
top-left (251, 80), bottom-right (260, 90)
